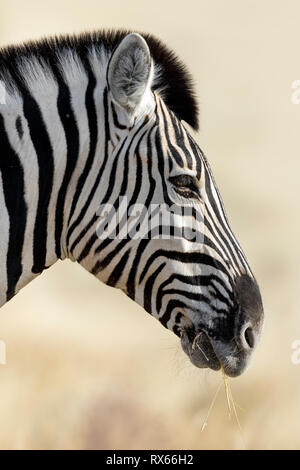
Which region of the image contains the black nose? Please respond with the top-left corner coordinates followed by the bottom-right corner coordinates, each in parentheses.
top-left (234, 274), bottom-right (264, 350)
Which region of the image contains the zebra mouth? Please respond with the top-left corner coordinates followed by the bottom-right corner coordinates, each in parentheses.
top-left (180, 328), bottom-right (221, 371)
top-left (180, 328), bottom-right (252, 377)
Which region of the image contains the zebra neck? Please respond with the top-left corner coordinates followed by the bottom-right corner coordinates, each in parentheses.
top-left (0, 49), bottom-right (112, 305)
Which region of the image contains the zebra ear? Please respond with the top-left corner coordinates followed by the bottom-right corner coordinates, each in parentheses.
top-left (107, 33), bottom-right (153, 115)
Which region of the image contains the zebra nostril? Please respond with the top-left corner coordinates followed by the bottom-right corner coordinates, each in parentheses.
top-left (243, 326), bottom-right (255, 349)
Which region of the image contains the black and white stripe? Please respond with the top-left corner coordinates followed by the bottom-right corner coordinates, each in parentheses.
top-left (0, 30), bottom-right (263, 376)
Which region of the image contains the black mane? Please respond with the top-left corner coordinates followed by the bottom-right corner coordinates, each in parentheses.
top-left (0, 29), bottom-right (199, 130)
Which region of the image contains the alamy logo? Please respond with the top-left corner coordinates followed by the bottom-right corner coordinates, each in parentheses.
top-left (291, 339), bottom-right (300, 365)
top-left (96, 197), bottom-right (205, 244)
top-left (0, 81), bottom-right (6, 105)
top-left (0, 340), bottom-right (6, 365)
top-left (291, 80), bottom-right (300, 104)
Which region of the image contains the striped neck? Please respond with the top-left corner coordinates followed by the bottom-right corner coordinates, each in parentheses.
top-left (0, 47), bottom-right (114, 305)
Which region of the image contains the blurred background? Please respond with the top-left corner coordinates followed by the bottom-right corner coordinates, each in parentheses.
top-left (0, 0), bottom-right (299, 450)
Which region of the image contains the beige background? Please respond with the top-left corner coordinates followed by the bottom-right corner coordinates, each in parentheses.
top-left (0, 0), bottom-right (299, 449)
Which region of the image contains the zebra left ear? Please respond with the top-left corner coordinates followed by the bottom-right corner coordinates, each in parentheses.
top-left (107, 33), bottom-right (153, 116)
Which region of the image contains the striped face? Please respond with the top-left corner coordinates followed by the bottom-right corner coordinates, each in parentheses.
top-left (0, 30), bottom-right (263, 378)
top-left (82, 33), bottom-right (264, 377)
top-left (0, 31), bottom-right (263, 377)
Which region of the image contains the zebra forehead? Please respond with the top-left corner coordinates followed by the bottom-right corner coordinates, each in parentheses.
top-left (0, 29), bottom-right (199, 130)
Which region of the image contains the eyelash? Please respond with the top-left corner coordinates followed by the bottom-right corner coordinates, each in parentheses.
top-left (169, 175), bottom-right (200, 199)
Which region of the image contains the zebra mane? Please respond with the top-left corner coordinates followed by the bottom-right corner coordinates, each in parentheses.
top-left (0, 29), bottom-right (199, 130)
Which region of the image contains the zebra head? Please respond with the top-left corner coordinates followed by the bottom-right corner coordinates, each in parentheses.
top-left (75, 33), bottom-right (264, 377)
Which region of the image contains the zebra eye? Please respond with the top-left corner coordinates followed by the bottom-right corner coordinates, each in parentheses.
top-left (169, 175), bottom-right (200, 199)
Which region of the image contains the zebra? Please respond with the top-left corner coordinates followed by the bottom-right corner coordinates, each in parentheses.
top-left (0, 30), bottom-right (263, 377)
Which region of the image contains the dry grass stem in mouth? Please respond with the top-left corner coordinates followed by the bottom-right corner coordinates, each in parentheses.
top-left (201, 381), bottom-right (223, 432)
top-left (222, 366), bottom-right (232, 414)
top-left (200, 368), bottom-right (246, 449)
top-left (191, 335), bottom-right (246, 447)
top-left (221, 366), bottom-right (246, 449)
top-left (192, 332), bottom-right (209, 362)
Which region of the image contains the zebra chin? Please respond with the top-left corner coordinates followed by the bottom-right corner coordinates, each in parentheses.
top-left (180, 328), bottom-right (252, 378)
